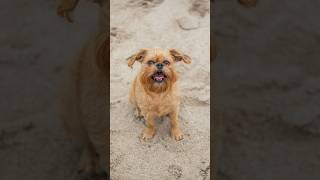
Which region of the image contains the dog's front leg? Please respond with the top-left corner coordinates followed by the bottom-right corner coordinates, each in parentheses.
top-left (142, 113), bottom-right (155, 140)
top-left (168, 110), bottom-right (183, 141)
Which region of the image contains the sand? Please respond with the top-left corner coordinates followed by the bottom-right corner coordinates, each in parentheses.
top-left (214, 0), bottom-right (320, 179)
top-left (4, 0), bottom-right (318, 180)
top-left (110, 0), bottom-right (210, 179)
top-left (0, 0), bottom-right (100, 179)
top-left (0, 0), bottom-right (210, 179)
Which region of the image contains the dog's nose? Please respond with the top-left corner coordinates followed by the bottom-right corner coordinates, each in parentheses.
top-left (156, 63), bottom-right (163, 69)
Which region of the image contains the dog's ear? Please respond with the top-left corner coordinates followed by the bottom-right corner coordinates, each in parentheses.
top-left (127, 49), bottom-right (148, 68)
top-left (169, 49), bottom-right (192, 64)
top-left (95, 32), bottom-right (108, 73)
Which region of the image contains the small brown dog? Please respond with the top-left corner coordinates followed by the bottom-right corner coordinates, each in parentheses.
top-left (128, 48), bottom-right (191, 141)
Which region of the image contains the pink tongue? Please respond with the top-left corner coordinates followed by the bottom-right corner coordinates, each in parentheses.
top-left (154, 74), bottom-right (164, 81)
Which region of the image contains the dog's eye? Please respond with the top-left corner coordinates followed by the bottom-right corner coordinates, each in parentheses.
top-left (163, 60), bottom-right (170, 65)
top-left (147, 60), bottom-right (155, 65)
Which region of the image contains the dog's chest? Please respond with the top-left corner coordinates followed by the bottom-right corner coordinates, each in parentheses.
top-left (141, 94), bottom-right (177, 117)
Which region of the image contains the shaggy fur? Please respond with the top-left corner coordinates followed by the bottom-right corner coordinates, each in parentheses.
top-left (57, 0), bottom-right (108, 179)
top-left (128, 48), bottom-right (191, 141)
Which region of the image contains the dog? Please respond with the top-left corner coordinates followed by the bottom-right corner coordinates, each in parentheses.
top-left (57, 0), bottom-right (108, 179)
top-left (127, 48), bottom-right (191, 141)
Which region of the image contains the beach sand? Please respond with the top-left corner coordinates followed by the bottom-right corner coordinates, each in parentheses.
top-left (110, 0), bottom-right (210, 179)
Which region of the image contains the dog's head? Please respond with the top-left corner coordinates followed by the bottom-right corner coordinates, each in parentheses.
top-left (127, 48), bottom-right (191, 93)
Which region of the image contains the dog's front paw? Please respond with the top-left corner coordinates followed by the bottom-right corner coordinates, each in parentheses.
top-left (142, 128), bottom-right (155, 140)
top-left (171, 128), bottom-right (183, 141)
top-left (134, 108), bottom-right (143, 119)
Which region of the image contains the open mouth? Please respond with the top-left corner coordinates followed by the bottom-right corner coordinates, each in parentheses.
top-left (152, 71), bottom-right (166, 83)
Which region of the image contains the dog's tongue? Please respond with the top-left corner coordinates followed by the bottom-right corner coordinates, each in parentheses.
top-left (154, 73), bottom-right (164, 81)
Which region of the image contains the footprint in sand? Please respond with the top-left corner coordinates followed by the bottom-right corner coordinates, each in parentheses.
top-left (168, 164), bottom-right (183, 179)
top-left (189, 0), bottom-right (209, 17)
top-left (110, 152), bottom-right (124, 170)
top-left (177, 0), bottom-right (209, 31)
top-left (199, 162), bottom-right (210, 179)
top-left (127, 0), bottom-right (164, 9)
top-left (110, 27), bottom-right (131, 45)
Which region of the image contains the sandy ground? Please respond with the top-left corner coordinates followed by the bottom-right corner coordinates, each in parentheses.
top-left (0, 0), bottom-right (100, 179)
top-left (0, 0), bottom-right (210, 179)
top-left (214, 0), bottom-right (320, 180)
top-left (110, 0), bottom-right (210, 179)
top-left (2, 0), bottom-right (319, 180)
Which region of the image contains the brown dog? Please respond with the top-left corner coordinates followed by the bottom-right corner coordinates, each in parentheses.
top-left (57, 0), bottom-right (108, 179)
top-left (128, 48), bottom-right (191, 141)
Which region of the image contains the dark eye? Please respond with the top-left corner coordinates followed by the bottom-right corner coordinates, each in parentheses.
top-left (163, 60), bottom-right (170, 65)
top-left (147, 60), bottom-right (155, 65)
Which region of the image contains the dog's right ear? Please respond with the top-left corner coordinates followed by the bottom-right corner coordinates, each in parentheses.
top-left (127, 49), bottom-right (148, 68)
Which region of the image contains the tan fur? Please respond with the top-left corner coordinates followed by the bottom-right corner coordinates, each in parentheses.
top-left (57, 0), bottom-right (108, 178)
top-left (128, 48), bottom-right (191, 141)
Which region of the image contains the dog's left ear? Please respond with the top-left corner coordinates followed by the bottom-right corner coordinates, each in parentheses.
top-left (169, 49), bottom-right (192, 64)
top-left (95, 32), bottom-right (108, 73)
top-left (127, 49), bottom-right (148, 68)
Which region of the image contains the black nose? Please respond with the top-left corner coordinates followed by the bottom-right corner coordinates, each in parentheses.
top-left (156, 63), bottom-right (163, 69)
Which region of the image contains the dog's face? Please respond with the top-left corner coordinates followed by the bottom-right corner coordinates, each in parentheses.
top-left (128, 48), bottom-right (191, 93)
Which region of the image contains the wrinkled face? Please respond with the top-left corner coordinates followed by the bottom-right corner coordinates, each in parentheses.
top-left (141, 50), bottom-right (175, 83)
top-left (127, 48), bottom-right (191, 93)
top-left (138, 49), bottom-right (177, 93)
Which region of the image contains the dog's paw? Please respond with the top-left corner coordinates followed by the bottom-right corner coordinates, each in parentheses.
top-left (171, 128), bottom-right (183, 141)
top-left (134, 108), bottom-right (143, 119)
top-left (142, 128), bottom-right (155, 140)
